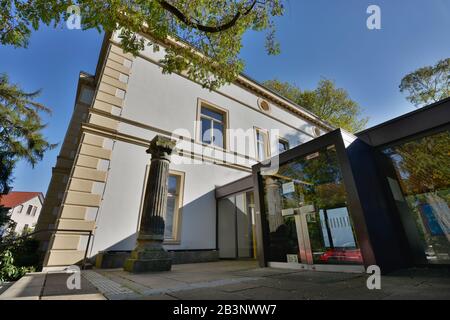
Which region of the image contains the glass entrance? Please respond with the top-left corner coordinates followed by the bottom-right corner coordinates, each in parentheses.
top-left (218, 191), bottom-right (255, 259)
top-left (262, 145), bottom-right (363, 267)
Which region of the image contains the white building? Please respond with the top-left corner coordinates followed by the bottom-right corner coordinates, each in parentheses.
top-left (35, 32), bottom-right (332, 269)
top-left (0, 192), bottom-right (44, 236)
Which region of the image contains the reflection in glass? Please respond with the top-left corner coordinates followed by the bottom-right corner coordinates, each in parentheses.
top-left (263, 145), bottom-right (362, 265)
top-left (256, 129), bottom-right (268, 160)
top-left (383, 130), bottom-right (450, 264)
top-left (278, 139), bottom-right (289, 153)
top-left (200, 106), bottom-right (225, 148)
top-left (201, 118), bottom-right (212, 144)
top-left (218, 191), bottom-right (256, 259)
top-left (165, 196), bottom-right (175, 239)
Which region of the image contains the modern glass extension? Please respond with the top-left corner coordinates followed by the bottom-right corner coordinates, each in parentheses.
top-left (216, 98), bottom-right (449, 272)
top-left (261, 145), bottom-right (363, 268)
top-left (382, 130), bottom-right (450, 264)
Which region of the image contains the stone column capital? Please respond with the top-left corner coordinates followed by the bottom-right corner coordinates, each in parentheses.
top-left (146, 135), bottom-right (176, 160)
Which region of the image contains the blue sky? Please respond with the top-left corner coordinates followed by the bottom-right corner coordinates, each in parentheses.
top-left (1, 0), bottom-right (449, 194)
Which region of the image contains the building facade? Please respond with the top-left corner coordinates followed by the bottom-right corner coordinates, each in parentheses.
top-left (0, 192), bottom-right (44, 236)
top-left (36, 31), bottom-right (449, 273)
top-left (35, 32), bottom-right (331, 269)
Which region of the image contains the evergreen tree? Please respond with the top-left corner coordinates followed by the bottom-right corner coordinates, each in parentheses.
top-left (0, 74), bottom-right (56, 193)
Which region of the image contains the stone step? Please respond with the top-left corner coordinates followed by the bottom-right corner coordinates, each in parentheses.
top-left (0, 271), bottom-right (105, 300)
top-left (0, 272), bottom-right (45, 300)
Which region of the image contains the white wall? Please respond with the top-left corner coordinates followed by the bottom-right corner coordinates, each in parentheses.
top-left (121, 55), bottom-right (316, 153)
top-left (91, 138), bottom-right (249, 254)
top-left (9, 196), bottom-right (42, 235)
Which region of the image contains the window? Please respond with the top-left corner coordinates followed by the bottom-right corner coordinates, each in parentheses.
top-left (278, 138), bottom-right (290, 154)
top-left (17, 205), bottom-right (23, 213)
top-left (164, 171), bottom-right (185, 242)
top-left (382, 130), bottom-right (450, 265)
top-left (199, 103), bottom-right (227, 149)
top-left (31, 206), bottom-right (37, 216)
top-left (26, 205), bottom-right (33, 215)
top-left (255, 128), bottom-right (269, 161)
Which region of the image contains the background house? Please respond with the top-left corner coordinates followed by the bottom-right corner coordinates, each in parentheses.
top-left (0, 192), bottom-right (44, 236)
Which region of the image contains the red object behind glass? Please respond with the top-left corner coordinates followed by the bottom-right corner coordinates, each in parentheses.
top-left (319, 248), bottom-right (363, 264)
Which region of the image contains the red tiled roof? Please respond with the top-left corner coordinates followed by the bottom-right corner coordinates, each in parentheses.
top-left (0, 192), bottom-right (43, 209)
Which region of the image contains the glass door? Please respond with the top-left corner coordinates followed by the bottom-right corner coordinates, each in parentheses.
top-left (218, 191), bottom-right (255, 259)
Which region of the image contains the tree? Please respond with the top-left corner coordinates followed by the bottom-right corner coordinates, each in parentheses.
top-left (399, 58), bottom-right (450, 107)
top-left (384, 131), bottom-right (450, 196)
top-left (0, 74), bottom-right (56, 194)
top-left (264, 79), bottom-right (368, 133)
top-left (1, 0), bottom-right (284, 89)
top-left (0, 205), bottom-right (13, 236)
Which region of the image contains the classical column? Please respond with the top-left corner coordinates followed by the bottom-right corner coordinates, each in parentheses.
top-left (124, 135), bottom-right (176, 273)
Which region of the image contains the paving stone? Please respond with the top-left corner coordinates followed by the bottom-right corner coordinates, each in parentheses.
top-left (0, 287), bottom-right (41, 300)
top-left (98, 272), bottom-right (151, 294)
top-left (7, 274), bottom-right (46, 289)
top-left (0, 283), bottom-right (13, 295)
top-left (82, 270), bottom-right (135, 300)
top-left (42, 273), bottom-right (99, 297)
top-left (233, 268), bottom-right (300, 278)
top-left (216, 281), bottom-right (263, 293)
top-left (169, 288), bottom-right (247, 300)
top-left (138, 294), bottom-right (179, 300)
top-left (41, 293), bottom-right (106, 300)
top-left (270, 271), bottom-right (364, 284)
top-left (235, 286), bottom-right (299, 300)
top-left (314, 285), bottom-right (391, 300)
top-left (255, 277), bottom-right (325, 292)
top-left (122, 274), bottom-right (188, 288)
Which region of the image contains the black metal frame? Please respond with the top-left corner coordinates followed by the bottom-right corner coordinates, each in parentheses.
top-left (357, 97), bottom-right (450, 147)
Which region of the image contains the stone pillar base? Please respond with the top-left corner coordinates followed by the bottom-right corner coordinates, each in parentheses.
top-left (124, 242), bottom-right (172, 273)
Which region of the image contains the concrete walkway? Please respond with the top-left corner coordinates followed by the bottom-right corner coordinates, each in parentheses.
top-left (1, 261), bottom-right (450, 300)
top-left (91, 261), bottom-right (450, 300)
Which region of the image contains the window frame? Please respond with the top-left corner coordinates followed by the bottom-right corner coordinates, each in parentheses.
top-left (164, 170), bottom-right (185, 244)
top-left (254, 127), bottom-right (270, 161)
top-left (277, 137), bottom-right (290, 154)
top-left (25, 205), bottom-right (33, 215)
top-left (196, 99), bottom-right (229, 151)
top-left (17, 205), bottom-right (23, 213)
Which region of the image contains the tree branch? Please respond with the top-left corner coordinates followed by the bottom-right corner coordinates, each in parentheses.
top-left (157, 0), bottom-right (257, 33)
